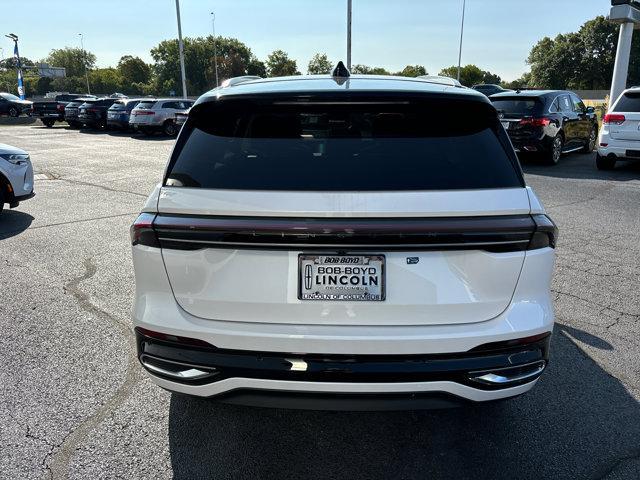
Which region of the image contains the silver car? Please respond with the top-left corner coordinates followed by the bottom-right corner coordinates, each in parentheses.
top-left (0, 143), bottom-right (34, 214)
top-left (129, 98), bottom-right (194, 136)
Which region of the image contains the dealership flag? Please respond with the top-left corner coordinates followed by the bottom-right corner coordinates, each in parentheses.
top-left (14, 43), bottom-right (24, 100)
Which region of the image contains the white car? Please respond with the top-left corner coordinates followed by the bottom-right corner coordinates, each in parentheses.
top-left (131, 74), bottom-right (557, 410)
top-left (0, 143), bottom-right (34, 214)
top-left (597, 87), bottom-right (640, 170)
top-left (129, 98), bottom-right (194, 137)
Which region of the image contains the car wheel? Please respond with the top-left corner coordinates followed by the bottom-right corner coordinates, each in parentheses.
top-left (596, 153), bottom-right (616, 170)
top-left (0, 185), bottom-right (4, 215)
top-left (581, 127), bottom-right (597, 153)
top-left (163, 121), bottom-right (178, 137)
top-left (545, 134), bottom-right (563, 165)
top-left (8, 106), bottom-right (19, 118)
top-left (68, 121), bottom-right (79, 129)
top-left (142, 128), bottom-right (153, 136)
top-left (43, 119), bottom-right (55, 128)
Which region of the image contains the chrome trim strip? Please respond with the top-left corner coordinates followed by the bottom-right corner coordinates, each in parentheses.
top-left (468, 361), bottom-right (546, 385)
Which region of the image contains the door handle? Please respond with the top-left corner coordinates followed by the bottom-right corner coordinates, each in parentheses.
top-left (563, 116), bottom-right (569, 121)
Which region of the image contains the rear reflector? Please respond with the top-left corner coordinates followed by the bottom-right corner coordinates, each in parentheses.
top-left (603, 113), bottom-right (626, 125)
top-left (135, 326), bottom-right (213, 348)
top-left (130, 213), bottom-right (159, 248)
top-left (529, 214), bottom-right (558, 249)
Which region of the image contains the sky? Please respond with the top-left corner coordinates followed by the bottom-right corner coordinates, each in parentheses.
top-left (2, 0), bottom-right (610, 81)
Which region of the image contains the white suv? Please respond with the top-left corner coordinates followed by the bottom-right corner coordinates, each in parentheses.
top-left (0, 143), bottom-right (34, 214)
top-left (597, 87), bottom-right (640, 170)
top-left (129, 98), bottom-right (194, 136)
top-left (131, 74), bottom-right (557, 410)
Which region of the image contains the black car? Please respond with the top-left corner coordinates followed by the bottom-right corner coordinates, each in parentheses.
top-left (0, 92), bottom-right (32, 117)
top-left (64, 98), bottom-right (94, 128)
top-left (490, 90), bottom-right (598, 164)
top-left (78, 98), bottom-right (120, 129)
top-left (106, 98), bottom-right (142, 131)
top-left (32, 93), bottom-right (94, 127)
top-left (472, 84), bottom-right (510, 96)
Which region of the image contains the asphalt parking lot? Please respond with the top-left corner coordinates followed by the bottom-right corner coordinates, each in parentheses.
top-left (1, 123), bottom-right (639, 480)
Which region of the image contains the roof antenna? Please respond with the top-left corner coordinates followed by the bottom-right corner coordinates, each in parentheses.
top-left (332, 61), bottom-right (350, 78)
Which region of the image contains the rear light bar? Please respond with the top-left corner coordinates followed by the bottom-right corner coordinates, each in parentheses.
top-left (134, 111), bottom-right (155, 116)
top-left (603, 113), bottom-right (626, 125)
top-left (519, 117), bottom-right (552, 127)
top-left (130, 213), bottom-right (558, 252)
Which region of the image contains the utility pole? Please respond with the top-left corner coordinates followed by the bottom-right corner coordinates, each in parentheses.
top-left (210, 12), bottom-right (219, 87)
top-left (457, 0), bottom-right (466, 82)
top-left (347, 0), bottom-right (352, 70)
top-left (175, 0), bottom-right (188, 98)
top-left (5, 34), bottom-right (24, 99)
top-left (78, 33), bottom-right (91, 94)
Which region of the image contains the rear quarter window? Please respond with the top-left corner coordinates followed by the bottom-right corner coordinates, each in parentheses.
top-left (491, 97), bottom-right (543, 116)
top-left (136, 101), bottom-right (156, 109)
top-left (165, 96), bottom-right (523, 191)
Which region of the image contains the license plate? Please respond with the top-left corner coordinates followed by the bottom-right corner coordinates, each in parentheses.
top-left (298, 254), bottom-right (385, 301)
top-left (501, 121), bottom-right (510, 130)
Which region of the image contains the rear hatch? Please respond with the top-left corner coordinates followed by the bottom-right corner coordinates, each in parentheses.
top-left (491, 96), bottom-right (545, 143)
top-left (130, 100), bottom-right (157, 124)
top-left (32, 100), bottom-right (60, 117)
top-left (155, 92), bottom-right (531, 326)
top-left (609, 91), bottom-right (640, 142)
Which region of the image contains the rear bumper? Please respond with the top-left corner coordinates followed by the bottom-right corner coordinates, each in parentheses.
top-left (136, 327), bottom-right (549, 408)
top-left (597, 139), bottom-right (640, 160)
top-left (509, 134), bottom-right (552, 153)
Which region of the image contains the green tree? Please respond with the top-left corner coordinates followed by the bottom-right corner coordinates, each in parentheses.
top-left (395, 65), bottom-right (427, 77)
top-left (351, 64), bottom-right (390, 75)
top-left (266, 50), bottom-right (300, 77)
top-left (117, 55), bottom-right (151, 84)
top-left (438, 64), bottom-right (501, 87)
top-left (45, 47), bottom-right (96, 77)
top-left (88, 68), bottom-right (123, 94)
top-left (0, 57), bottom-right (35, 70)
top-left (307, 53), bottom-right (333, 74)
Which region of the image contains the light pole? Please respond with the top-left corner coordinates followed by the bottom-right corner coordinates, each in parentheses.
top-left (175, 0), bottom-right (188, 98)
top-left (5, 34), bottom-right (24, 99)
top-left (457, 0), bottom-right (466, 82)
top-left (346, 0), bottom-right (352, 70)
top-left (78, 33), bottom-right (90, 94)
top-left (210, 12), bottom-right (219, 87)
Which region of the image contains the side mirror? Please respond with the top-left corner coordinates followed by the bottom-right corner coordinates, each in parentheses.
top-left (586, 106), bottom-right (595, 114)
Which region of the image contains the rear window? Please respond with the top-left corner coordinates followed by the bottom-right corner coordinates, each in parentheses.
top-left (165, 97), bottom-right (522, 191)
top-left (491, 97), bottom-right (543, 116)
top-left (136, 101), bottom-right (156, 109)
top-left (614, 92), bottom-right (640, 112)
top-left (109, 101), bottom-right (126, 111)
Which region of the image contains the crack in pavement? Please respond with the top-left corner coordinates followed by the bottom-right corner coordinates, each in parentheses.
top-left (56, 177), bottom-right (148, 198)
top-left (47, 258), bottom-right (141, 480)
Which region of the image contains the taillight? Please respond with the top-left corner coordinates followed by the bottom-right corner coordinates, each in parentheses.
top-left (130, 213), bottom-right (159, 247)
top-left (134, 110), bottom-right (155, 116)
top-left (88, 108), bottom-right (99, 113)
top-left (528, 214), bottom-right (558, 250)
top-left (519, 117), bottom-right (551, 127)
top-left (603, 113), bottom-right (625, 125)
top-left (57, 104), bottom-right (65, 111)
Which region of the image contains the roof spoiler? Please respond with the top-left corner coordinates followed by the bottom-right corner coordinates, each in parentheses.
top-left (219, 76), bottom-right (262, 88)
top-left (417, 75), bottom-right (463, 87)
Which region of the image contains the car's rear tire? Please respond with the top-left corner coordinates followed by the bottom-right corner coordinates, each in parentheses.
top-left (581, 126), bottom-right (597, 153)
top-left (163, 121), bottom-right (178, 137)
top-left (8, 106), bottom-right (19, 118)
top-left (68, 121), bottom-right (80, 129)
top-left (42, 119), bottom-right (55, 128)
top-left (544, 134), bottom-right (563, 165)
top-left (596, 153), bottom-right (616, 170)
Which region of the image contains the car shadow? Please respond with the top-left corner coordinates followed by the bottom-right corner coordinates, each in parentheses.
top-left (167, 324), bottom-right (640, 480)
top-left (0, 209), bottom-right (34, 240)
top-left (521, 152), bottom-right (640, 182)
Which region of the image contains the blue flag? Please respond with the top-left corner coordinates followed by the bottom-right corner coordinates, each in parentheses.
top-left (13, 42), bottom-right (25, 100)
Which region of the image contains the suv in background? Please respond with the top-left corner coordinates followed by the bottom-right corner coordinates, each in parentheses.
top-left (64, 98), bottom-right (94, 128)
top-left (129, 98), bottom-right (194, 136)
top-left (78, 98), bottom-right (120, 130)
top-left (0, 92), bottom-right (32, 117)
top-left (107, 98), bottom-right (142, 131)
top-left (597, 87), bottom-right (640, 170)
top-left (491, 90), bottom-right (598, 164)
top-left (131, 74), bottom-right (557, 410)
top-left (473, 84), bottom-right (510, 96)
top-left (32, 93), bottom-right (93, 127)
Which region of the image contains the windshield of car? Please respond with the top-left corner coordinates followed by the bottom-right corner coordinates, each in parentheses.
top-left (1, 93), bottom-right (20, 101)
top-left (165, 97), bottom-right (523, 191)
top-left (491, 97), bottom-right (543, 116)
top-left (613, 92), bottom-right (640, 112)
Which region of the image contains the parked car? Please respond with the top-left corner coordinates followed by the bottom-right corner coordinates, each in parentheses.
top-left (0, 143), bottom-right (34, 214)
top-left (0, 92), bottom-right (32, 117)
top-left (130, 73), bottom-right (558, 410)
top-left (78, 98), bottom-right (120, 129)
top-left (491, 89), bottom-right (598, 164)
top-left (32, 93), bottom-right (93, 127)
top-left (174, 109), bottom-right (189, 128)
top-left (106, 98), bottom-right (142, 131)
top-left (473, 84), bottom-right (510, 96)
top-left (64, 98), bottom-right (94, 128)
top-left (129, 98), bottom-right (195, 136)
top-left (596, 87), bottom-right (640, 170)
